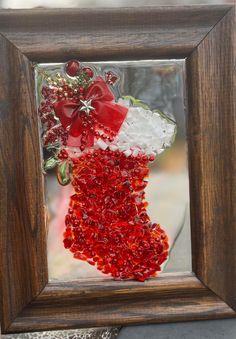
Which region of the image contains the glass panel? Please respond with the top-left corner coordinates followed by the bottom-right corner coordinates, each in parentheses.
top-left (35, 59), bottom-right (191, 282)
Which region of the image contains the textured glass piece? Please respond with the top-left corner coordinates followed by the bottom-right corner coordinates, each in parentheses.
top-left (35, 60), bottom-right (191, 281)
top-left (2, 327), bottom-right (120, 339)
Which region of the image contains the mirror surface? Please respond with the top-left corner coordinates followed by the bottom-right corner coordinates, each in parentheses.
top-left (35, 59), bottom-right (191, 281)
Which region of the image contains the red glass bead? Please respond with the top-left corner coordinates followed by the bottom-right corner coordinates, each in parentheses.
top-left (83, 67), bottom-right (94, 78)
top-left (105, 70), bottom-right (119, 85)
top-left (63, 238), bottom-right (73, 249)
top-left (65, 60), bottom-right (80, 77)
top-left (58, 149), bottom-right (68, 160)
top-left (149, 154), bottom-right (155, 162)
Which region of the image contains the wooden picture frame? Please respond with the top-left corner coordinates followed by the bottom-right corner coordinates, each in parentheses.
top-left (0, 5), bottom-right (235, 335)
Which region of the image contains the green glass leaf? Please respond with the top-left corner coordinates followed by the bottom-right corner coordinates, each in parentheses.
top-left (57, 161), bottom-right (71, 186)
top-left (44, 157), bottom-right (58, 171)
top-left (122, 95), bottom-right (150, 110)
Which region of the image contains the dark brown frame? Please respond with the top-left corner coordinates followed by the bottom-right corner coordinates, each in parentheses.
top-left (0, 5), bottom-right (235, 335)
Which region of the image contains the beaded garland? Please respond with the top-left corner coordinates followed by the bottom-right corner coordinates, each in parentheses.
top-left (37, 60), bottom-right (176, 281)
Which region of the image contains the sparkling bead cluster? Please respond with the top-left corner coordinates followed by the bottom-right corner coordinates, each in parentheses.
top-left (63, 149), bottom-right (169, 281)
top-left (38, 62), bottom-right (93, 147)
top-left (104, 70), bottom-right (119, 85)
top-left (38, 61), bottom-right (118, 150)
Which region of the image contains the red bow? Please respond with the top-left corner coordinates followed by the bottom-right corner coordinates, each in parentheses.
top-left (54, 77), bottom-right (128, 148)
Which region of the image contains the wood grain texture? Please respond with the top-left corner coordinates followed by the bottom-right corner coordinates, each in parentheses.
top-left (0, 6), bottom-right (231, 62)
top-left (186, 6), bottom-right (236, 310)
top-left (6, 274), bottom-right (236, 333)
top-left (0, 5), bottom-right (235, 334)
top-left (27, 273), bottom-right (213, 305)
top-left (0, 34), bottom-right (48, 331)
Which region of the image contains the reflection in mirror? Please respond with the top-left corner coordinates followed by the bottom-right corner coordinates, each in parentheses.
top-left (35, 59), bottom-right (191, 282)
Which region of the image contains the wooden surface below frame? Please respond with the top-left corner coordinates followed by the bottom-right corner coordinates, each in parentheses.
top-left (0, 5), bottom-right (235, 334)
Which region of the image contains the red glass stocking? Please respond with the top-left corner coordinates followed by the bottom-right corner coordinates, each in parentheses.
top-left (63, 149), bottom-right (169, 281)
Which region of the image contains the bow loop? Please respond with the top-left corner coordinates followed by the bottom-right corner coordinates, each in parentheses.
top-left (54, 76), bottom-right (128, 148)
top-left (54, 101), bottom-right (80, 129)
top-left (85, 76), bottom-right (114, 102)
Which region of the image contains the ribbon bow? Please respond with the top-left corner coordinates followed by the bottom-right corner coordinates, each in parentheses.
top-left (54, 76), bottom-right (128, 148)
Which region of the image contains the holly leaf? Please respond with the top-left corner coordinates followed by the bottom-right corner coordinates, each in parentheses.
top-left (122, 95), bottom-right (150, 110)
top-left (44, 157), bottom-right (58, 171)
top-left (57, 161), bottom-right (71, 186)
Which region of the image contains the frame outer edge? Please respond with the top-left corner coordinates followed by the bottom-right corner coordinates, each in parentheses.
top-left (0, 34), bottom-right (48, 331)
top-left (0, 5), bottom-right (231, 61)
top-left (186, 6), bottom-right (236, 310)
top-left (0, 5), bottom-right (235, 334)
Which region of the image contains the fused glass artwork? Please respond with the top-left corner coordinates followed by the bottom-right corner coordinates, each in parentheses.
top-left (35, 60), bottom-right (190, 282)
